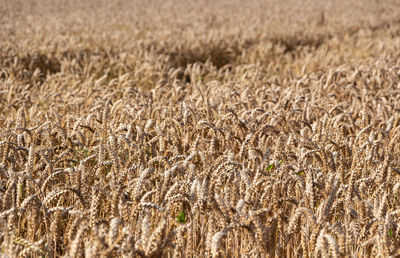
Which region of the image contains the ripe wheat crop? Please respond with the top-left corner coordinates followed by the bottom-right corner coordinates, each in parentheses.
top-left (1, 0), bottom-right (400, 257)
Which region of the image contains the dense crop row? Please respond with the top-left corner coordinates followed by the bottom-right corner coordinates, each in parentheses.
top-left (1, 0), bottom-right (400, 257)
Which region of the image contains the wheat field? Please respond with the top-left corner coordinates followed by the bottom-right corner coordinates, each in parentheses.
top-left (1, 0), bottom-right (400, 257)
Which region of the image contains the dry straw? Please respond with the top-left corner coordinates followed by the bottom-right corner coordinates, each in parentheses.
top-left (1, 0), bottom-right (400, 256)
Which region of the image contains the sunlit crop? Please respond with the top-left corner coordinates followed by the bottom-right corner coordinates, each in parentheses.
top-left (1, 0), bottom-right (400, 256)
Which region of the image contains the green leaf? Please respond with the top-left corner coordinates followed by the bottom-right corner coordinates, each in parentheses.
top-left (176, 211), bottom-right (186, 223)
top-left (296, 170), bottom-right (304, 176)
top-left (389, 228), bottom-right (394, 237)
top-left (266, 163), bottom-right (274, 172)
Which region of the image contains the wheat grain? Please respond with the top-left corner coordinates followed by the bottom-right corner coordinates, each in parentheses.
top-left (0, 1), bottom-right (399, 256)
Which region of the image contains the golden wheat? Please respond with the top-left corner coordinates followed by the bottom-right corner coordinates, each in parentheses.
top-left (1, 0), bottom-right (400, 257)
